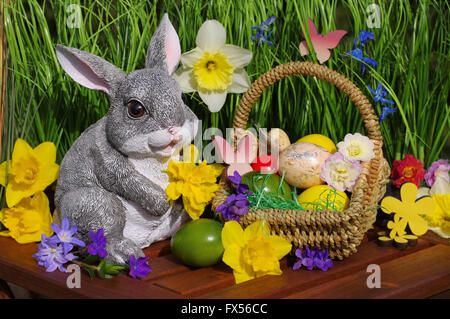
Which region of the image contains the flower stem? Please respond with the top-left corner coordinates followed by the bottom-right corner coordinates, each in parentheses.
top-left (71, 259), bottom-right (99, 271)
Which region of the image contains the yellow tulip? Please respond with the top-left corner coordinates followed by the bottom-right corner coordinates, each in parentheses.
top-left (0, 192), bottom-right (54, 244)
top-left (222, 220), bottom-right (292, 284)
top-left (0, 139), bottom-right (59, 207)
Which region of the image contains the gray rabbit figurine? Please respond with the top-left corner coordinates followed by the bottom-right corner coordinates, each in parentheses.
top-left (54, 14), bottom-right (198, 265)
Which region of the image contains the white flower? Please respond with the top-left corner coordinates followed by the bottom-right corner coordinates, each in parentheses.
top-left (336, 133), bottom-right (375, 162)
top-left (173, 20), bottom-right (252, 112)
top-left (320, 152), bottom-right (362, 192)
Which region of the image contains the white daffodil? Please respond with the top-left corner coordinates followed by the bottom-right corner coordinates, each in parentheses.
top-left (173, 20), bottom-right (252, 112)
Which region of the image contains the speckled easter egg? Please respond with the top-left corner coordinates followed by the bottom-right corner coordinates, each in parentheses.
top-left (268, 128), bottom-right (291, 152)
top-left (279, 142), bottom-right (331, 189)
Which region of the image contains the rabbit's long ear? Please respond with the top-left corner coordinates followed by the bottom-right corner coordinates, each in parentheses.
top-left (56, 44), bottom-right (124, 95)
top-left (145, 13), bottom-right (181, 75)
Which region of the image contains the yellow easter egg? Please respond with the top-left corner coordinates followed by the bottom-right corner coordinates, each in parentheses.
top-left (297, 185), bottom-right (349, 212)
top-left (297, 134), bottom-right (337, 154)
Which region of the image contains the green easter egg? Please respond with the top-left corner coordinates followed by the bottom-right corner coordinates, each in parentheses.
top-left (241, 171), bottom-right (292, 201)
top-left (170, 219), bottom-right (224, 267)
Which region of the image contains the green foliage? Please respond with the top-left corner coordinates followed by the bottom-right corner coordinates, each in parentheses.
top-left (1, 0), bottom-right (449, 177)
top-left (79, 254), bottom-right (126, 279)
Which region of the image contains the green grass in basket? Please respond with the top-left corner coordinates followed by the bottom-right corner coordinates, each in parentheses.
top-left (246, 171), bottom-right (305, 211)
top-left (2, 0), bottom-right (449, 208)
top-left (247, 172), bottom-right (345, 212)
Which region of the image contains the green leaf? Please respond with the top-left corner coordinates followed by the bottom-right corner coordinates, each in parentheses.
top-left (103, 260), bottom-right (126, 276)
top-left (82, 254), bottom-right (100, 265)
top-left (97, 259), bottom-right (107, 279)
top-left (84, 267), bottom-right (96, 279)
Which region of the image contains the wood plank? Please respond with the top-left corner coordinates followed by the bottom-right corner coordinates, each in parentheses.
top-left (283, 244), bottom-right (450, 299)
top-left (421, 230), bottom-right (450, 246)
top-left (154, 262), bottom-right (235, 296)
top-left (199, 237), bottom-right (434, 299)
top-left (429, 290), bottom-right (450, 299)
top-left (0, 237), bottom-right (181, 298)
top-left (0, 280), bottom-right (13, 299)
top-left (143, 254), bottom-right (192, 283)
top-left (144, 240), bottom-right (172, 259)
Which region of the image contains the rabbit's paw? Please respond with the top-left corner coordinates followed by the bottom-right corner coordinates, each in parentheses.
top-left (105, 237), bottom-right (145, 265)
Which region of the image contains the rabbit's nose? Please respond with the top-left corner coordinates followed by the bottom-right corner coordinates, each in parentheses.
top-left (172, 135), bottom-right (182, 143)
top-left (168, 127), bottom-right (180, 135)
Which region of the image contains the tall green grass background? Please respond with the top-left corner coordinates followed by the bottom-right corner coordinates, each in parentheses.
top-left (1, 0), bottom-right (449, 206)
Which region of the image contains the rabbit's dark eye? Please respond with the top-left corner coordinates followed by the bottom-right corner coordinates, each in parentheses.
top-left (127, 100), bottom-right (146, 119)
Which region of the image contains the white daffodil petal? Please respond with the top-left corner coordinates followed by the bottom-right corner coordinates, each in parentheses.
top-left (417, 187), bottom-right (431, 199)
top-left (180, 47), bottom-right (204, 68)
top-left (199, 90), bottom-right (227, 112)
top-left (173, 67), bottom-right (197, 93)
top-left (429, 226), bottom-right (450, 239)
top-left (228, 68), bottom-right (251, 93)
top-left (430, 175), bottom-right (450, 195)
top-left (220, 44), bottom-right (253, 68)
top-left (196, 20), bottom-right (226, 52)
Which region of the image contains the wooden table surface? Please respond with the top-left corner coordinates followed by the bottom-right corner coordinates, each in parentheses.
top-left (0, 229), bottom-right (449, 299)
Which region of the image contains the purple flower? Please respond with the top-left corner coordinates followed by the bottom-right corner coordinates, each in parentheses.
top-left (51, 217), bottom-right (86, 254)
top-left (345, 48), bottom-right (378, 74)
top-left (321, 152), bottom-right (362, 192)
top-left (293, 248), bottom-right (334, 271)
top-left (88, 229), bottom-right (108, 258)
top-left (251, 16), bottom-right (277, 46)
top-left (368, 82), bottom-right (395, 105)
top-left (221, 171), bottom-right (252, 221)
top-left (33, 233), bottom-right (77, 273)
top-left (229, 171), bottom-right (250, 194)
top-left (129, 255), bottom-right (152, 279)
top-left (236, 183), bottom-right (250, 194)
top-left (354, 31), bottom-right (374, 48)
top-left (313, 249), bottom-right (333, 271)
top-left (292, 247), bottom-right (316, 270)
top-left (217, 193), bottom-right (251, 222)
top-left (425, 159), bottom-right (450, 187)
top-left (379, 106), bottom-right (398, 124)
top-left (366, 83), bottom-right (396, 124)
top-left (228, 170), bottom-right (242, 185)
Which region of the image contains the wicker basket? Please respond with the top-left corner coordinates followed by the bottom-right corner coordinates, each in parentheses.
top-left (212, 61), bottom-right (391, 260)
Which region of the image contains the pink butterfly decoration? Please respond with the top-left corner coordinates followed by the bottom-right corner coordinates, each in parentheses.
top-left (212, 134), bottom-right (256, 177)
top-left (299, 18), bottom-right (347, 64)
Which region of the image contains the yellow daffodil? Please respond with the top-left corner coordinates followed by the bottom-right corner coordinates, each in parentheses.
top-left (163, 154), bottom-right (224, 219)
top-left (415, 175), bottom-right (450, 239)
top-left (0, 139), bottom-right (59, 208)
top-left (0, 192), bottom-right (53, 244)
top-left (422, 194), bottom-right (450, 238)
top-left (173, 20), bottom-right (252, 112)
top-left (222, 220), bottom-right (292, 284)
top-left (380, 182), bottom-right (434, 236)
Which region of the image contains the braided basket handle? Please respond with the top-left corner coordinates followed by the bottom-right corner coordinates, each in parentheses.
top-left (233, 61), bottom-right (384, 207)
